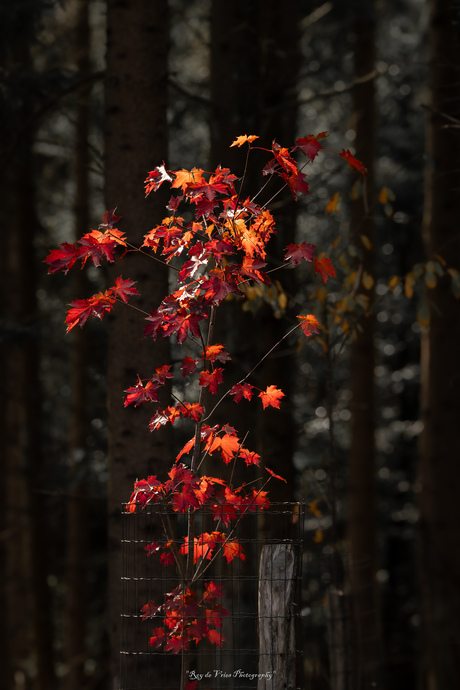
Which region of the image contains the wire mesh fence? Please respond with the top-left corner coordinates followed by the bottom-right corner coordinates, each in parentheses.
top-left (120, 502), bottom-right (305, 690)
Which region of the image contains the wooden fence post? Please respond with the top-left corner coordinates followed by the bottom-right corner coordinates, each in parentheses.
top-left (258, 544), bottom-right (297, 690)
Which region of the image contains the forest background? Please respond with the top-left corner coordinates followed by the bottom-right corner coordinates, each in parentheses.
top-left (2, 0), bottom-right (460, 689)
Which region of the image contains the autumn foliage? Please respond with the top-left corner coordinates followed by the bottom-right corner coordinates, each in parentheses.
top-left (46, 133), bottom-right (366, 662)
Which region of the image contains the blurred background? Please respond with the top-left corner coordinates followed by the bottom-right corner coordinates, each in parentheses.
top-left (2, 0), bottom-right (460, 688)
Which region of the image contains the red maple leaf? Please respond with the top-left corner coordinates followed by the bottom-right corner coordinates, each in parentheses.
top-left (124, 376), bottom-right (160, 407)
top-left (78, 228), bottom-right (127, 267)
top-left (165, 634), bottom-right (189, 654)
top-left (238, 447), bottom-right (261, 466)
top-left (140, 600), bottom-right (159, 619)
top-left (314, 256), bottom-right (335, 284)
top-left (181, 402), bottom-right (204, 421)
top-left (339, 148), bottom-right (368, 175)
top-left (229, 382), bottom-right (254, 403)
top-left (247, 489), bottom-right (270, 510)
top-left (259, 385), bottom-right (285, 410)
top-left (202, 344), bottom-right (231, 363)
top-left (65, 291), bottom-right (115, 332)
top-left (149, 627), bottom-right (166, 648)
top-left (272, 142), bottom-right (297, 176)
top-left (296, 132), bottom-right (328, 161)
top-left (202, 581), bottom-right (225, 603)
top-left (160, 551), bottom-right (175, 567)
top-left (180, 357), bottom-right (198, 377)
top-left (199, 368), bottom-right (224, 394)
top-left (144, 163), bottom-right (173, 196)
top-left (284, 241), bottom-right (316, 266)
top-left (149, 406), bottom-right (181, 430)
top-left (201, 270), bottom-right (242, 304)
top-left (240, 256), bottom-right (267, 284)
top-left (281, 170), bottom-right (310, 200)
top-left (144, 542), bottom-right (160, 557)
top-left (297, 314), bottom-right (320, 337)
top-left (160, 309), bottom-right (205, 345)
top-left (99, 208), bottom-right (121, 229)
top-left (110, 276), bottom-right (139, 303)
top-left (45, 242), bottom-right (85, 274)
top-left (172, 484), bottom-right (201, 513)
top-left (206, 627), bottom-right (225, 647)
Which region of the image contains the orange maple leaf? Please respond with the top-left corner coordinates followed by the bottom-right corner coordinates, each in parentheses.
top-left (259, 385), bottom-right (285, 410)
top-left (297, 314), bottom-right (320, 337)
top-left (171, 168), bottom-right (205, 192)
top-left (265, 467), bottom-right (287, 483)
top-left (209, 433), bottom-right (241, 464)
top-left (230, 134), bottom-right (259, 147)
top-left (223, 539), bottom-right (246, 563)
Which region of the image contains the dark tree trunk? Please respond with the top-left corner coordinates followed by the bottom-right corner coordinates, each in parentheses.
top-left (104, 1), bottom-right (174, 686)
top-left (419, 1), bottom-right (460, 688)
top-left (64, 1), bottom-right (91, 687)
top-left (347, 2), bottom-right (383, 687)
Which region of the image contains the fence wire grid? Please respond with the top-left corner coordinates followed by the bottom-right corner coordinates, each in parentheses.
top-left (120, 502), bottom-right (305, 690)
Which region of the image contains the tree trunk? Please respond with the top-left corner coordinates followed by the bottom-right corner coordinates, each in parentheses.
top-left (347, 2), bottom-right (382, 687)
top-left (419, 1), bottom-right (460, 688)
top-left (105, 1), bottom-right (174, 686)
top-left (64, 1), bottom-right (91, 687)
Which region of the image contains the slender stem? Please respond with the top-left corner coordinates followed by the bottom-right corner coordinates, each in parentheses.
top-left (186, 306), bottom-right (217, 583)
top-left (203, 322), bottom-right (300, 422)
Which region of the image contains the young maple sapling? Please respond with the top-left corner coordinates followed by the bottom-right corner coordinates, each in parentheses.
top-left (46, 133), bottom-right (367, 676)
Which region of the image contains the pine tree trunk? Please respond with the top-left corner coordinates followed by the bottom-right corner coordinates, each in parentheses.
top-left (419, 1), bottom-right (460, 688)
top-left (347, 2), bottom-right (383, 687)
top-left (105, 1), bottom-right (174, 686)
top-left (64, 1), bottom-right (91, 687)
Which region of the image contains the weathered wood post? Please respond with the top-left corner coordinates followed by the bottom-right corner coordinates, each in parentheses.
top-left (258, 544), bottom-right (297, 690)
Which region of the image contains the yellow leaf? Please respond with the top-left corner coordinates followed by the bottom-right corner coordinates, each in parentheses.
top-left (326, 192), bottom-right (340, 214)
top-left (354, 294), bottom-right (369, 311)
top-left (388, 275), bottom-right (399, 291)
top-left (278, 291), bottom-right (288, 310)
top-left (316, 286), bottom-right (328, 304)
top-left (309, 499), bottom-right (322, 517)
top-left (361, 234), bottom-right (372, 250)
top-left (378, 186), bottom-right (389, 204)
top-left (332, 235), bottom-right (341, 249)
top-left (362, 272), bottom-right (374, 290)
top-left (313, 530), bottom-right (323, 544)
top-left (405, 273), bottom-right (415, 299)
top-left (384, 203), bottom-right (394, 218)
top-left (425, 271), bottom-right (437, 289)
